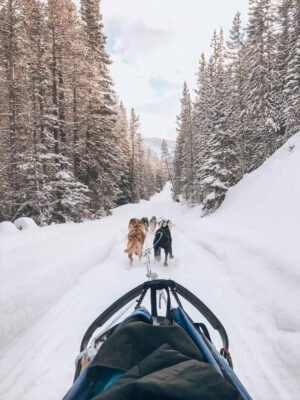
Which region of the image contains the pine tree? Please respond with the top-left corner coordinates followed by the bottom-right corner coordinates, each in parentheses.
top-left (0, 0), bottom-right (94, 224)
top-left (181, 87), bottom-right (195, 203)
top-left (80, 0), bottom-right (119, 216)
top-left (226, 11), bottom-right (247, 176)
top-left (12, 0), bottom-right (52, 224)
top-left (243, 0), bottom-right (278, 171)
top-left (161, 139), bottom-right (173, 184)
top-left (0, 0), bottom-right (126, 223)
top-left (274, 0), bottom-right (291, 146)
top-left (0, 0), bottom-right (26, 220)
top-left (45, 0), bottom-right (91, 223)
top-left (200, 30), bottom-right (240, 214)
top-left (136, 131), bottom-right (147, 199)
top-left (193, 53), bottom-right (212, 203)
top-left (114, 102), bottom-right (132, 205)
top-left (128, 108), bottom-right (140, 203)
top-left (173, 82), bottom-right (193, 201)
top-left (143, 149), bottom-right (156, 199)
top-left (282, 0), bottom-right (300, 136)
top-left (171, 1), bottom-right (298, 215)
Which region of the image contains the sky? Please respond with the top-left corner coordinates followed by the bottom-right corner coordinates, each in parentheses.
top-left (98, 1), bottom-right (249, 140)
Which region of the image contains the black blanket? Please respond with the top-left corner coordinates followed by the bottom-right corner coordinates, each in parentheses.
top-left (89, 321), bottom-right (242, 400)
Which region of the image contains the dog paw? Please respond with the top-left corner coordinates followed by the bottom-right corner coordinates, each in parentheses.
top-left (169, 255), bottom-right (174, 259)
top-left (163, 262), bottom-right (168, 267)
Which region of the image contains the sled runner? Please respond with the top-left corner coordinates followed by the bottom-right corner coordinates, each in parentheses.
top-left (64, 279), bottom-right (251, 400)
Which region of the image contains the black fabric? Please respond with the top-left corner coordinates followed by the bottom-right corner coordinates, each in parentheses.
top-left (90, 321), bottom-right (204, 371)
top-left (89, 321), bottom-right (242, 400)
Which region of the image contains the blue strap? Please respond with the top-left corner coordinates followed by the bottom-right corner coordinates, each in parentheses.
top-left (173, 308), bottom-right (222, 374)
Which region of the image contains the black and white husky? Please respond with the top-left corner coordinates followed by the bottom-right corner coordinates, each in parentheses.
top-left (153, 220), bottom-right (174, 266)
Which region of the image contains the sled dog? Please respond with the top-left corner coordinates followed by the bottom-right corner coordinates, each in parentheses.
top-left (125, 219), bottom-right (146, 265)
top-left (149, 216), bottom-right (157, 233)
top-left (141, 217), bottom-right (149, 232)
top-left (154, 220), bottom-right (174, 266)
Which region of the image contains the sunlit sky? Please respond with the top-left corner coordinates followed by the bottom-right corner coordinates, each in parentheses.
top-left (78, 1), bottom-right (250, 140)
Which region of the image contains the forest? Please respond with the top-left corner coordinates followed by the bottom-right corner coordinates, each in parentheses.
top-left (0, 0), bottom-right (166, 224)
top-left (174, 0), bottom-right (299, 213)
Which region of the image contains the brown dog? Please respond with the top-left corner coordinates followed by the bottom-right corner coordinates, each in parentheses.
top-left (128, 218), bottom-right (139, 229)
top-left (124, 219), bottom-right (146, 265)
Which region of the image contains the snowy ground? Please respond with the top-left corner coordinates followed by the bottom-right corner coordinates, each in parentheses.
top-left (1, 134), bottom-right (300, 400)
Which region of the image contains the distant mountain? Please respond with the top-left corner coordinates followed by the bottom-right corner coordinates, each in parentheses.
top-left (143, 137), bottom-right (176, 159)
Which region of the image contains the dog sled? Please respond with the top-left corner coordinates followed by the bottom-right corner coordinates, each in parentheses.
top-left (63, 279), bottom-right (251, 400)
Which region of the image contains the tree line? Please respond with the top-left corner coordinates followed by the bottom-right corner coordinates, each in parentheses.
top-left (174, 0), bottom-right (299, 214)
top-left (0, 0), bottom-right (165, 224)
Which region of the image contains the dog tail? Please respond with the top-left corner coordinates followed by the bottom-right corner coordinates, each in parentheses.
top-left (124, 242), bottom-right (136, 254)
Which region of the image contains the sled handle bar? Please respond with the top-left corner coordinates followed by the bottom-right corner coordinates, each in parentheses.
top-left (72, 280), bottom-right (253, 400)
top-left (79, 279), bottom-right (229, 353)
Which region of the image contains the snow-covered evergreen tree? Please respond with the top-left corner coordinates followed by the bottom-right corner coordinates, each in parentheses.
top-left (181, 86), bottom-right (196, 204)
top-left (243, 0), bottom-right (278, 171)
top-left (161, 139), bottom-right (173, 185)
top-left (140, 149), bottom-right (153, 200)
top-left (0, 0), bottom-right (26, 220)
top-left (173, 82), bottom-right (193, 201)
top-left (128, 108), bottom-right (141, 203)
top-left (45, 0), bottom-right (92, 222)
top-left (80, 0), bottom-right (119, 216)
top-left (173, 1), bottom-right (297, 215)
top-left (0, 0), bottom-right (123, 223)
top-left (136, 131), bottom-right (148, 199)
top-left (192, 53), bottom-right (212, 203)
top-left (282, 0), bottom-right (300, 136)
top-left (226, 11), bottom-right (247, 177)
top-left (114, 102), bottom-right (132, 205)
top-left (200, 30), bottom-right (240, 214)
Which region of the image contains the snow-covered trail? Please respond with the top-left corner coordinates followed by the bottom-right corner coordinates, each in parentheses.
top-left (0, 183), bottom-right (299, 400)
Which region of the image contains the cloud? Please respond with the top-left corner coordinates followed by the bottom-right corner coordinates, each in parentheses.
top-left (100, 0), bottom-right (250, 140)
top-left (136, 92), bottom-right (180, 139)
top-left (106, 18), bottom-right (175, 63)
top-left (148, 78), bottom-right (179, 96)
top-left (139, 91), bottom-right (179, 115)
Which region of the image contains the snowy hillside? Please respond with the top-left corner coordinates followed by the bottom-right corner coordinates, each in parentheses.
top-left (143, 137), bottom-right (176, 158)
top-left (1, 133), bottom-right (300, 400)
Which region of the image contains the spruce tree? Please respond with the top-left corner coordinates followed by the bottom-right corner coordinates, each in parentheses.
top-left (193, 53), bottom-right (211, 203)
top-left (283, 0), bottom-right (300, 136)
top-left (226, 12), bottom-right (247, 176)
top-left (143, 149), bottom-right (156, 199)
top-left (0, 0), bottom-right (26, 220)
top-left (200, 30), bottom-right (239, 214)
top-left (45, 0), bottom-right (91, 223)
top-left (114, 102), bottom-right (131, 206)
top-left (174, 82), bottom-right (193, 201)
top-left (243, 0), bottom-right (278, 171)
top-left (80, 0), bottom-right (119, 215)
top-left (161, 139), bottom-right (173, 184)
top-left (128, 108), bottom-right (140, 203)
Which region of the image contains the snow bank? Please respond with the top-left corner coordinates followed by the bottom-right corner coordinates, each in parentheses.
top-left (13, 217), bottom-right (38, 231)
top-left (0, 218), bottom-right (123, 350)
top-left (195, 132), bottom-right (300, 396)
top-left (0, 222), bottom-right (18, 235)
